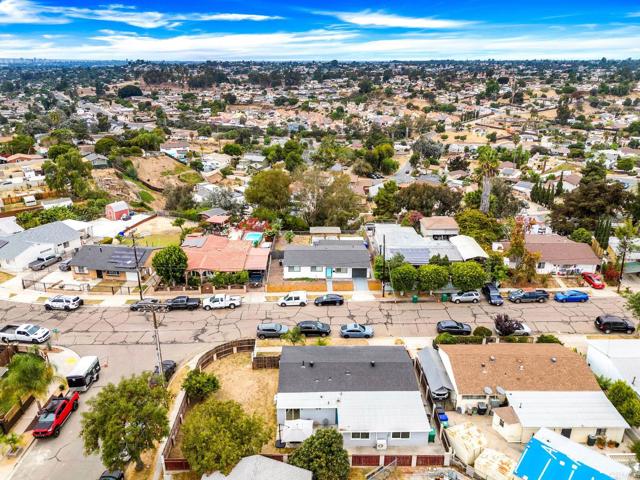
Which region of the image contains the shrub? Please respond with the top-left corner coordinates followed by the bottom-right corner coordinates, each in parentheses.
top-left (473, 326), bottom-right (493, 338)
top-left (101, 237), bottom-right (113, 244)
top-left (434, 333), bottom-right (457, 345)
top-left (183, 370), bottom-right (220, 401)
top-left (536, 334), bottom-right (563, 344)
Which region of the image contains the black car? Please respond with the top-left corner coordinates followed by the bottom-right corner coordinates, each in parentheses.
top-left (99, 472), bottom-right (124, 480)
top-left (595, 315), bottom-right (636, 334)
top-left (436, 320), bottom-right (472, 335)
top-left (154, 360), bottom-right (177, 381)
top-left (482, 283), bottom-right (504, 306)
top-left (508, 289), bottom-right (549, 303)
top-left (314, 294), bottom-right (345, 306)
top-left (58, 258), bottom-right (72, 272)
top-left (129, 298), bottom-right (160, 311)
top-left (297, 321), bottom-right (331, 337)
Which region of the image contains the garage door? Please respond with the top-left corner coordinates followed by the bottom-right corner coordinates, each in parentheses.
top-left (352, 268), bottom-right (368, 278)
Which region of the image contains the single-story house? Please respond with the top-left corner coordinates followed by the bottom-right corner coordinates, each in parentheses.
top-left (201, 455), bottom-right (311, 480)
top-left (0, 221), bottom-right (81, 272)
top-left (514, 428), bottom-right (631, 480)
top-left (160, 141), bottom-right (189, 161)
top-left (513, 181), bottom-right (534, 197)
top-left (496, 234), bottom-right (600, 274)
top-left (105, 201), bottom-right (130, 221)
top-left (282, 243), bottom-right (370, 280)
top-left (420, 216), bottom-right (459, 240)
top-left (199, 207), bottom-right (229, 220)
top-left (69, 244), bottom-right (154, 282)
top-left (83, 153), bottom-right (109, 169)
top-left (182, 234), bottom-right (269, 280)
top-left (587, 339), bottom-right (640, 397)
top-left (276, 346), bottom-right (432, 449)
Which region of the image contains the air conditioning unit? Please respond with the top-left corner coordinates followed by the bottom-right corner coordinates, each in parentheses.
top-left (376, 440), bottom-right (387, 451)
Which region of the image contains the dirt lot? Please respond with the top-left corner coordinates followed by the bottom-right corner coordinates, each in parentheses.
top-left (92, 168), bottom-right (141, 203)
top-left (132, 154), bottom-right (202, 190)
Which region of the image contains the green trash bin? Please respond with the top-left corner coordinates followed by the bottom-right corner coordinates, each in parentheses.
top-left (428, 429), bottom-right (436, 443)
top-left (412, 294), bottom-right (419, 303)
top-left (441, 293), bottom-right (449, 302)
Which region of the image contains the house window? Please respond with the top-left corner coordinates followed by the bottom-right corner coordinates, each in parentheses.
top-left (288, 266), bottom-right (301, 273)
top-left (106, 271), bottom-right (120, 277)
top-left (285, 409), bottom-right (300, 421)
top-left (76, 266), bottom-right (88, 274)
top-left (537, 262), bottom-right (546, 269)
top-left (499, 419), bottom-right (505, 428)
top-left (351, 432), bottom-right (370, 439)
top-left (63, 241), bottom-right (70, 248)
top-left (333, 267), bottom-right (347, 274)
top-left (391, 432), bottom-right (410, 439)
top-left (310, 266), bottom-right (323, 273)
top-left (595, 428), bottom-right (607, 436)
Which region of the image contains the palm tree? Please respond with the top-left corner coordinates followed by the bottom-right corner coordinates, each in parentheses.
top-left (4, 352), bottom-right (55, 409)
top-left (477, 145), bottom-right (499, 214)
top-left (615, 218), bottom-right (640, 293)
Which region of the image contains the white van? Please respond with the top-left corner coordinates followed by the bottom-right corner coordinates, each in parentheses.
top-left (277, 291), bottom-right (308, 307)
top-left (66, 356), bottom-right (100, 392)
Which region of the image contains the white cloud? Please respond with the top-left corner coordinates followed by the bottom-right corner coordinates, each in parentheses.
top-left (0, 0), bottom-right (282, 28)
top-left (628, 12), bottom-right (640, 17)
top-left (326, 10), bottom-right (474, 29)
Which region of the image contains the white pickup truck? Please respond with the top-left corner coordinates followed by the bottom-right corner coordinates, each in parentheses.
top-left (202, 294), bottom-right (242, 310)
top-left (0, 324), bottom-right (51, 344)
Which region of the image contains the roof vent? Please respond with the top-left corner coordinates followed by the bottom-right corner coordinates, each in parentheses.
top-left (519, 365), bottom-right (524, 371)
top-left (550, 357), bottom-right (557, 363)
top-left (309, 361), bottom-right (314, 368)
top-left (370, 361), bottom-right (375, 367)
top-left (490, 356), bottom-right (496, 362)
top-left (481, 362), bottom-right (486, 368)
top-left (345, 370), bottom-right (351, 376)
top-left (301, 361), bottom-right (305, 368)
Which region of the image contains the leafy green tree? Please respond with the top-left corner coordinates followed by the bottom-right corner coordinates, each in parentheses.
top-left (117, 85), bottom-right (143, 98)
top-left (455, 209), bottom-right (504, 248)
top-left (624, 291), bottom-right (640, 321)
top-left (450, 261), bottom-right (487, 291)
top-left (2, 134), bottom-right (35, 154)
top-left (569, 228), bottom-right (592, 244)
top-left (606, 380), bottom-right (640, 427)
top-left (222, 143), bottom-right (243, 156)
top-left (417, 265), bottom-right (449, 293)
top-left (281, 326), bottom-right (304, 345)
top-left (615, 219), bottom-right (640, 292)
top-left (390, 263), bottom-right (417, 294)
top-left (429, 254), bottom-right (451, 267)
top-left (182, 399), bottom-right (269, 476)
top-left (245, 169), bottom-right (291, 214)
top-left (183, 370), bottom-right (220, 401)
top-left (47, 143), bottom-right (74, 160)
top-left (317, 173), bottom-right (362, 229)
top-left (3, 353), bottom-right (53, 409)
top-left (373, 253), bottom-right (404, 282)
top-left (81, 372), bottom-right (169, 471)
top-left (412, 137), bottom-right (444, 161)
top-left (477, 145), bottom-right (499, 214)
top-left (152, 245), bottom-right (188, 285)
top-left (373, 181), bottom-right (399, 219)
top-left (473, 326), bottom-right (493, 337)
top-left (95, 137), bottom-right (118, 156)
top-left (397, 183), bottom-right (462, 216)
top-left (43, 149), bottom-right (92, 198)
top-left (289, 428), bottom-right (350, 480)
top-left (617, 156), bottom-right (636, 172)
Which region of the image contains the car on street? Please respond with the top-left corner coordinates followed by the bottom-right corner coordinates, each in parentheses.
top-left (44, 295), bottom-right (83, 311)
top-left (256, 323), bottom-right (289, 339)
top-left (278, 291), bottom-right (308, 307)
top-left (450, 291), bottom-right (480, 304)
top-left (202, 294), bottom-right (242, 310)
top-left (508, 289), bottom-right (549, 303)
top-left (296, 320), bottom-right (331, 337)
top-left (436, 320), bottom-right (472, 335)
top-left (32, 392), bottom-right (79, 438)
top-left (314, 294), bottom-right (345, 306)
top-left (58, 258), bottom-right (72, 271)
top-left (164, 296), bottom-right (200, 311)
top-left (595, 315), bottom-right (636, 334)
top-left (154, 360), bottom-right (177, 381)
top-left (129, 298), bottom-right (160, 311)
top-left (481, 283), bottom-right (504, 306)
top-left (339, 323), bottom-right (374, 338)
top-left (0, 323), bottom-right (51, 344)
top-left (99, 472), bottom-right (124, 480)
top-left (554, 290), bottom-right (589, 303)
top-left (582, 272), bottom-right (605, 289)
top-left (28, 254), bottom-right (62, 271)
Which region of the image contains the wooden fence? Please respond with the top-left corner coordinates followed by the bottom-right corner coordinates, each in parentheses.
top-left (252, 354), bottom-right (280, 369)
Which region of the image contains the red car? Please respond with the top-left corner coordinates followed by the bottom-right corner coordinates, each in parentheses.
top-left (32, 392), bottom-right (79, 438)
top-left (582, 272), bottom-right (605, 289)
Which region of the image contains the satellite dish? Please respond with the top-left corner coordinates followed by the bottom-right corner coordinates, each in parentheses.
top-left (496, 386), bottom-right (506, 395)
top-left (483, 386), bottom-right (493, 395)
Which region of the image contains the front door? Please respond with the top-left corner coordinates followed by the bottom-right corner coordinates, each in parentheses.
top-left (96, 270), bottom-right (103, 279)
top-left (326, 268), bottom-right (333, 279)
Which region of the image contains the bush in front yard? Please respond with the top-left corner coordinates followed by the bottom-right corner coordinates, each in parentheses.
top-left (473, 326), bottom-right (493, 337)
top-left (183, 370), bottom-right (220, 401)
top-left (289, 428), bottom-right (350, 480)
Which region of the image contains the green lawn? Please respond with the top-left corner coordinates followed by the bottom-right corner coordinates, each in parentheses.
top-left (138, 190), bottom-right (155, 203)
top-left (121, 232), bottom-right (181, 248)
top-left (178, 171), bottom-right (203, 185)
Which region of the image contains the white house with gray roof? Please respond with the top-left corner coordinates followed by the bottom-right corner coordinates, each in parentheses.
top-left (0, 221), bottom-right (81, 272)
top-left (275, 346), bottom-right (431, 449)
top-left (282, 242), bottom-right (370, 280)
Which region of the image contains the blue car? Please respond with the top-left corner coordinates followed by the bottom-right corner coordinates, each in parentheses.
top-left (554, 290), bottom-right (589, 303)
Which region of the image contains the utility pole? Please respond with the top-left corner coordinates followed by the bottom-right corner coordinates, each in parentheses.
top-left (130, 229), bottom-right (144, 301)
top-left (381, 234), bottom-right (386, 298)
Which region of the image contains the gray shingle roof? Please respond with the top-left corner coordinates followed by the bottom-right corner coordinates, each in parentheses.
top-left (278, 346), bottom-right (419, 393)
top-left (69, 244), bottom-right (153, 272)
top-left (0, 221), bottom-right (81, 260)
top-left (283, 245), bottom-right (370, 269)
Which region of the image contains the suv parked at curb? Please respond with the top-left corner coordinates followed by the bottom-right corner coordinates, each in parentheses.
top-left (595, 315), bottom-right (636, 334)
top-left (508, 289), bottom-right (549, 303)
top-left (44, 295), bottom-right (83, 311)
top-left (450, 291), bottom-right (480, 304)
top-left (482, 283), bottom-right (504, 306)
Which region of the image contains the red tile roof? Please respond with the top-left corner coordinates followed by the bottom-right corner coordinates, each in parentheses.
top-left (183, 235), bottom-right (268, 272)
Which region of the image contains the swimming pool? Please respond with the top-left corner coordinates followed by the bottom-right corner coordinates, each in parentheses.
top-left (244, 232), bottom-right (263, 243)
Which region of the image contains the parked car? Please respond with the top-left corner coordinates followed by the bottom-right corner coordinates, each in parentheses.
top-left (203, 294), bottom-right (242, 310)
top-left (32, 392), bottom-right (79, 438)
top-left (164, 296), bottom-right (200, 311)
top-left (278, 291), bottom-right (308, 307)
top-left (0, 323), bottom-right (51, 344)
top-left (129, 298), bottom-right (160, 311)
top-left (508, 289), bottom-right (549, 303)
top-left (58, 258), bottom-right (72, 271)
top-left (296, 321), bottom-right (331, 337)
top-left (153, 360), bottom-right (177, 381)
top-left (595, 315), bottom-right (636, 334)
top-left (339, 323), bottom-right (374, 338)
top-left (582, 272), bottom-right (605, 289)
top-left (99, 472), bottom-right (124, 480)
top-left (28, 254), bottom-right (62, 271)
top-left (256, 323), bottom-right (289, 339)
top-left (436, 320), bottom-right (472, 335)
top-left (44, 295), bottom-right (83, 311)
top-left (554, 290), bottom-right (589, 303)
top-left (481, 283), bottom-right (504, 306)
top-left (314, 294), bottom-right (345, 306)
top-left (450, 291), bottom-right (480, 304)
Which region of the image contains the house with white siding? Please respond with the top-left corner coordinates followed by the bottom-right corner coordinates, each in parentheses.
top-left (282, 241), bottom-right (370, 280)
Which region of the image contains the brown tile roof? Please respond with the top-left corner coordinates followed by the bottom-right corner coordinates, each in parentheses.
top-left (439, 344), bottom-right (600, 395)
top-left (501, 234), bottom-right (600, 265)
top-left (182, 235), bottom-right (268, 272)
top-left (420, 216), bottom-right (459, 230)
top-left (493, 406), bottom-right (519, 424)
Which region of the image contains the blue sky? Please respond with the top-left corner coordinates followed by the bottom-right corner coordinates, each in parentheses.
top-left (1, 0), bottom-right (640, 60)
